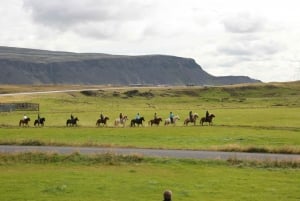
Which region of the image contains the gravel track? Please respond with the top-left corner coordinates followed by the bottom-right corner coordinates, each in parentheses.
top-left (1, 145), bottom-right (299, 161)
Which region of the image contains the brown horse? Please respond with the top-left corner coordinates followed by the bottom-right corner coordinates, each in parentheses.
top-left (148, 117), bottom-right (162, 126)
top-left (200, 114), bottom-right (215, 126)
top-left (184, 113), bottom-right (199, 126)
top-left (19, 118), bottom-right (30, 127)
top-left (96, 117), bottom-right (109, 127)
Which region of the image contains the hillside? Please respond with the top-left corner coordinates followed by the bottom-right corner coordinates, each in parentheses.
top-left (0, 46), bottom-right (260, 85)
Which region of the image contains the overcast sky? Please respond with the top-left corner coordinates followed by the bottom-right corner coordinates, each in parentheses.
top-left (1, 0), bottom-right (300, 82)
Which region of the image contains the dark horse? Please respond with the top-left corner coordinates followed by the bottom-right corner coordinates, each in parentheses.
top-left (96, 117), bottom-right (109, 127)
top-left (66, 117), bottom-right (79, 127)
top-left (130, 117), bottom-right (145, 127)
top-left (148, 118), bottom-right (162, 126)
top-left (34, 117), bottom-right (46, 127)
top-left (200, 114), bottom-right (215, 126)
top-left (19, 118), bottom-right (30, 127)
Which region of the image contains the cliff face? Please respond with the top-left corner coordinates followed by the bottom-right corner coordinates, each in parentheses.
top-left (0, 46), bottom-right (260, 85)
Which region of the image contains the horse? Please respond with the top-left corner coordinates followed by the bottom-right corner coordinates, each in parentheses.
top-left (66, 117), bottom-right (79, 127)
top-left (130, 117), bottom-right (145, 127)
top-left (34, 117), bottom-right (46, 127)
top-left (114, 115), bottom-right (128, 127)
top-left (96, 116), bottom-right (109, 127)
top-left (148, 117), bottom-right (162, 126)
top-left (19, 118), bottom-right (30, 127)
top-left (184, 113), bottom-right (199, 126)
top-left (164, 115), bottom-right (180, 126)
top-left (200, 114), bottom-right (215, 126)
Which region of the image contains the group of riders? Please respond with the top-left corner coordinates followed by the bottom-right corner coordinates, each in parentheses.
top-left (22, 110), bottom-right (212, 126)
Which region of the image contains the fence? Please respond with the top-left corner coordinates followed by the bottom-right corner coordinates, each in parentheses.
top-left (0, 103), bottom-right (39, 112)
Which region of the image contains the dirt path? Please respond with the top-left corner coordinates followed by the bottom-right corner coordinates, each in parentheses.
top-left (1, 145), bottom-right (299, 161)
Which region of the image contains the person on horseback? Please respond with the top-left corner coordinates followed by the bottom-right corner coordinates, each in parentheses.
top-left (119, 113), bottom-right (123, 123)
top-left (189, 111), bottom-right (193, 122)
top-left (100, 112), bottom-right (104, 121)
top-left (23, 114), bottom-right (28, 120)
top-left (37, 113), bottom-right (41, 123)
top-left (169, 112), bottom-right (174, 124)
top-left (154, 112), bottom-right (157, 120)
top-left (135, 113), bottom-right (140, 120)
top-left (205, 110), bottom-right (209, 121)
top-left (71, 114), bottom-right (74, 120)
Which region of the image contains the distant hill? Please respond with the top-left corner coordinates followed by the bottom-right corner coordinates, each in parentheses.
top-left (0, 46), bottom-right (260, 85)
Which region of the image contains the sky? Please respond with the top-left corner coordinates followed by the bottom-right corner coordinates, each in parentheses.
top-left (1, 0), bottom-right (300, 82)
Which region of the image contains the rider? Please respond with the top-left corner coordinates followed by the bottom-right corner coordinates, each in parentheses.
top-left (100, 112), bottom-right (104, 121)
top-left (189, 111), bottom-right (193, 122)
top-left (37, 113), bottom-right (41, 123)
top-left (169, 112), bottom-right (174, 124)
top-left (154, 112), bottom-right (157, 120)
top-left (205, 110), bottom-right (209, 121)
top-left (71, 114), bottom-right (74, 120)
top-left (135, 113), bottom-right (140, 120)
top-left (23, 114), bottom-right (28, 120)
top-left (119, 113), bottom-right (123, 123)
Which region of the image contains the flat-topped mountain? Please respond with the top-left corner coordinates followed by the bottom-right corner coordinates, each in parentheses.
top-left (0, 46), bottom-right (260, 85)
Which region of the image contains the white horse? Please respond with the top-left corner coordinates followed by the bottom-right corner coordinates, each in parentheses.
top-left (164, 115), bottom-right (180, 126)
top-left (114, 115), bottom-right (128, 127)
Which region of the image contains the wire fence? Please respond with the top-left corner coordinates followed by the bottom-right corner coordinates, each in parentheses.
top-left (0, 103), bottom-right (39, 112)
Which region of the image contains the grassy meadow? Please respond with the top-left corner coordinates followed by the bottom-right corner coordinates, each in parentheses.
top-left (0, 153), bottom-right (299, 201)
top-left (0, 82), bottom-right (300, 201)
top-left (0, 82), bottom-right (299, 153)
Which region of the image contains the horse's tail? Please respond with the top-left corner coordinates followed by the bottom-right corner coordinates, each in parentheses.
top-left (19, 120), bottom-right (22, 127)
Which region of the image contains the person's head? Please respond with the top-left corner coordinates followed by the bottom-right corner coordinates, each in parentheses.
top-left (163, 190), bottom-right (172, 201)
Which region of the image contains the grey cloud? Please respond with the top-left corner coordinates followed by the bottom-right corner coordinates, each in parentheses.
top-left (23, 0), bottom-right (153, 31)
top-left (222, 13), bottom-right (264, 33)
top-left (218, 39), bottom-right (281, 57)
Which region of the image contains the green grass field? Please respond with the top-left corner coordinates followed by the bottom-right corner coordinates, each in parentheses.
top-left (0, 82), bottom-right (299, 153)
top-left (0, 82), bottom-right (300, 201)
top-left (0, 153), bottom-right (299, 201)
